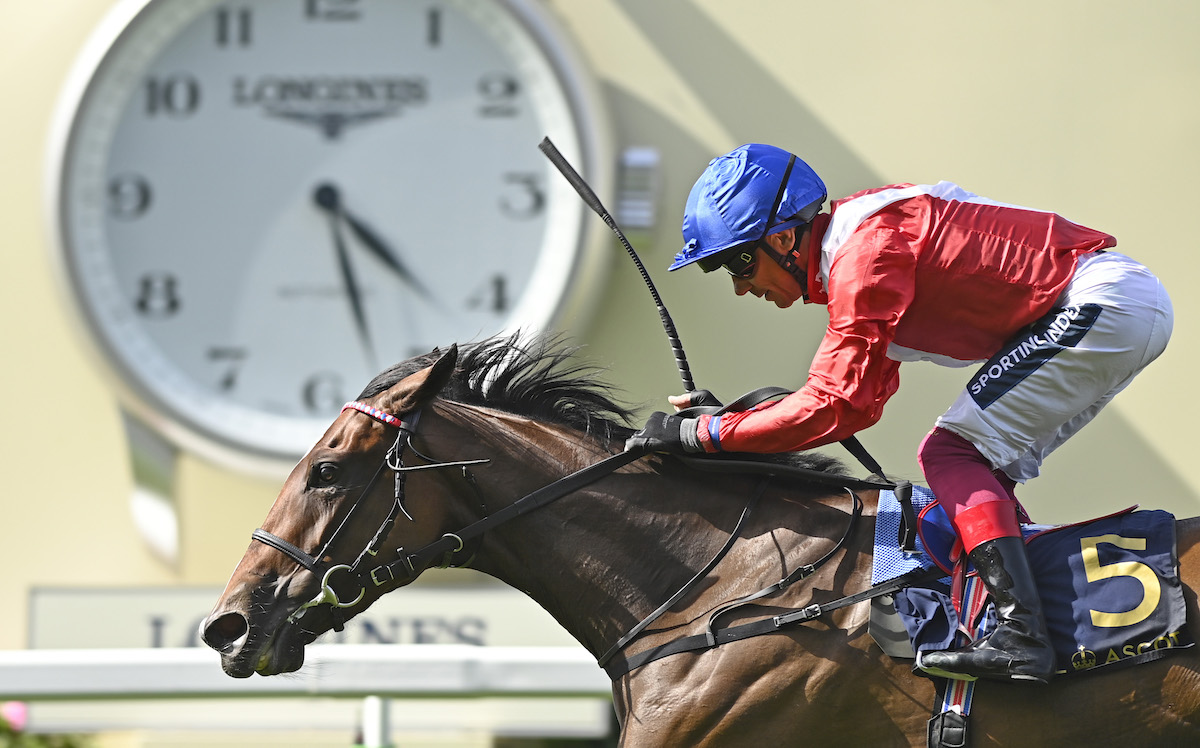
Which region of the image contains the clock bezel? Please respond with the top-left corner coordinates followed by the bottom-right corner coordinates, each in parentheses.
top-left (44, 0), bottom-right (614, 478)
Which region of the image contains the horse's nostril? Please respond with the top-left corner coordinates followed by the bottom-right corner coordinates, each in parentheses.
top-left (202, 612), bottom-right (249, 654)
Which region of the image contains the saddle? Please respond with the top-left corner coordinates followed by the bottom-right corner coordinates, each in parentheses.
top-left (872, 486), bottom-right (1193, 677)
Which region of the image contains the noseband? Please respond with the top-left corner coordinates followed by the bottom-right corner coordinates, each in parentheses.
top-left (251, 401), bottom-right (489, 630)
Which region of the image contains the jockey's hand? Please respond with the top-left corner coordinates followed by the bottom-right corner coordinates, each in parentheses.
top-left (625, 412), bottom-right (703, 455)
top-left (668, 389), bottom-right (722, 411)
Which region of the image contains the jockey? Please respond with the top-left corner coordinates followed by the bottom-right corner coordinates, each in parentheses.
top-left (626, 143), bottom-right (1173, 684)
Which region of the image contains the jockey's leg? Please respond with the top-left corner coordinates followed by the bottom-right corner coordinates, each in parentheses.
top-left (913, 253), bottom-right (1170, 683)
top-left (916, 427), bottom-right (1054, 683)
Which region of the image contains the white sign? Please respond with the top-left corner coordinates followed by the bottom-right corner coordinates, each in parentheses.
top-left (29, 585), bottom-right (583, 650)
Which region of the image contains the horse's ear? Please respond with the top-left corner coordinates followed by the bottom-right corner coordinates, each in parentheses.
top-left (379, 344), bottom-right (458, 414)
top-left (424, 344), bottom-right (458, 393)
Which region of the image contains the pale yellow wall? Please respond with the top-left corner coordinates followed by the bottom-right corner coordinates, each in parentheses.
top-left (2, 0), bottom-right (1197, 651)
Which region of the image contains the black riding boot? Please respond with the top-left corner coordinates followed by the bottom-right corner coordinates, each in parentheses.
top-left (918, 536), bottom-right (1055, 683)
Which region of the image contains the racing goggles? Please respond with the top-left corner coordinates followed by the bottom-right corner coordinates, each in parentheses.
top-left (697, 245), bottom-right (758, 278)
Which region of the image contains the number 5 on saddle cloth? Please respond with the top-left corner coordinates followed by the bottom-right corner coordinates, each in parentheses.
top-left (872, 486), bottom-right (1193, 677)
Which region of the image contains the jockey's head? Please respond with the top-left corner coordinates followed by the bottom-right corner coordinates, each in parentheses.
top-left (672, 144), bottom-right (826, 307)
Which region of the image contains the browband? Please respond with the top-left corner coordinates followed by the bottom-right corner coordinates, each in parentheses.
top-left (342, 401), bottom-right (418, 430)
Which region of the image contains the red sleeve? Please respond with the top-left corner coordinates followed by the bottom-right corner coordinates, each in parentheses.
top-left (702, 216), bottom-right (915, 454)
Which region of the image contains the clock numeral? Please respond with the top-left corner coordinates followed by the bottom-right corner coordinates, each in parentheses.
top-left (208, 347), bottom-right (247, 391)
top-left (305, 0), bottom-right (360, 21)
top-left (499, 173), bottom-right (545, 219)
top-left (478, 74), bottom-right (520, 118)
top-left (144, 76), bottom-right (201, 118)
top-left (303, 372), bottom-right (345, 414)
top-left (107, 174), bottom-right (152, 220)
top-left (135, 273), bottom-right (181, 317)
top-left (466, 274), bottom-right (509, 314)
top-left (215, 7), bottom-right (253, 47)
top-left (427, 8), bottom-right (441, 46)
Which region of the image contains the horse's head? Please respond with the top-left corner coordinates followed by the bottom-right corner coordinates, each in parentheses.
top-left (200, 345), bottom-right (478, 677)
top-left (201, 334), bottom-right (640, 677)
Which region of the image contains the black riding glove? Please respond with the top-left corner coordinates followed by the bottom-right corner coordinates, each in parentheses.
top-left (680, 389), bottom-right (723, 409)
top-left (625, 412), bottom-right (703, 455)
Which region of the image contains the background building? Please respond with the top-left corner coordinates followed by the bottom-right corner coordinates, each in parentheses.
top-left (3, 1), bottom-right (1198, 745)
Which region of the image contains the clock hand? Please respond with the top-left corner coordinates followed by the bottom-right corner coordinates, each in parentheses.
top-left (314, 182), bottom-right (433, 301)
top-left (314, 185), bottom-right (377, 366)
top-left (343, 208), bottom-right (435, 302)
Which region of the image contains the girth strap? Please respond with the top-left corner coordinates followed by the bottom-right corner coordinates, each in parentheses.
top-left (603, 566), bottom-right (943, 679)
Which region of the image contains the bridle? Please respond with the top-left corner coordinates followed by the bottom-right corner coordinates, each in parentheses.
top-left (251, 401), bottom-right (489, 631)
top-left (254, 400), bottom-right (642, 633)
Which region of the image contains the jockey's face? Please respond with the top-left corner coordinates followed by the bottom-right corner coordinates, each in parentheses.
top-left (731, 229), bottom-right (805, 308)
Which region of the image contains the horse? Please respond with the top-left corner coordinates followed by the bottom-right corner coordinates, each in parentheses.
top-left (201, 334), bottom-right (1200, 747)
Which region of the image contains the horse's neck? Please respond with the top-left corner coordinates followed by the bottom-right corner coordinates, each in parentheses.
top-left (468, 457), bottom-right (685, 656)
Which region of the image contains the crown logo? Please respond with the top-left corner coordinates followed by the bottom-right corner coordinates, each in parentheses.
top-left (1071, 647), bottom-right (1097, 671)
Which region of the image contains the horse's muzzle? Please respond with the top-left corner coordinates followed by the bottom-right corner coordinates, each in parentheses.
top-left (200, 607), bottom-right (311, 678)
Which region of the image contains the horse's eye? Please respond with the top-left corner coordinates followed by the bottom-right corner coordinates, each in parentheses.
top-left (311, 462), bottom-right (339, 486)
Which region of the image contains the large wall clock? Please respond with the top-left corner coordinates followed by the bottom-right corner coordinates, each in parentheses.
top-left (47, 0), bottom-right (612, 476)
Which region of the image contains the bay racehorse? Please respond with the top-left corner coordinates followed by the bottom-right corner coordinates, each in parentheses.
top-left (201, 334), bottom-right (1200, 746)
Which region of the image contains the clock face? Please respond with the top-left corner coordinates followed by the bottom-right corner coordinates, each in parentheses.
top-left (49, 0), bottom-right (609, 473)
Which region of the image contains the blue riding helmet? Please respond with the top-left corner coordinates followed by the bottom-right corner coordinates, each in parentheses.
top-left (671, 144), bottom-right (826, 271)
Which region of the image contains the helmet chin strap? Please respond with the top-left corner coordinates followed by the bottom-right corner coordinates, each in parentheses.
top-left (753, 153), bottom-right (815, 301)
top-left (760, 226), bottom-right (810, 301)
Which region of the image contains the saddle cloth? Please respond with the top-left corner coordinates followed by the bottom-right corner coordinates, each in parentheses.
top-left (873, 487), bottom-right (1193, 676)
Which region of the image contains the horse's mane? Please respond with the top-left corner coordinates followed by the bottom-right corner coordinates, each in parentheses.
top-left (359, 332), bottom-right (847, 475)
top-left (358, 333), bottom-right (636, 443)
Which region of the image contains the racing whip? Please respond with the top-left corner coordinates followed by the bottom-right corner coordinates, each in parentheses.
top-left (539, 136), bottom-right (695, 392)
